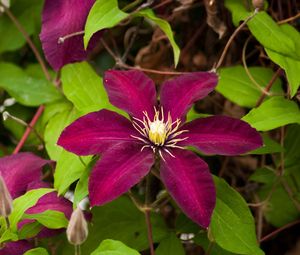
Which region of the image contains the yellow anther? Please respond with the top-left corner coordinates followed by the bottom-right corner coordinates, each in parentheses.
top-left (149, 120), bottom-right (167, 145)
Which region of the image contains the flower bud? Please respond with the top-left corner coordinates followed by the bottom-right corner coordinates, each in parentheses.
top-left (0, 0), bottom-right (10, 13)
top-left (66, 207), bottom-right (88, 246)
top-left (252, 0), bottom-right (264, 10)
top-left (0, 175), bottom-right (13, 217)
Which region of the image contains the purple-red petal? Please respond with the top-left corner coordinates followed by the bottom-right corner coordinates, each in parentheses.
top-left (104, 70), bottom-right (157, 119)
top-left (58, 109), bottom-right (139, 155)
top-left (89, 143), bottom-right (154, 206)
top-left (179, 116), bottom-right (263, 155)
top-left (160, 149), bottom-right (216, 228)
top-left (40, 0), bottom-right (100, 70)
top-left (0, 240), bottom-right (33, 255)
top-left (160, 72), bottom-right (218, 120)
top-left (0, 153), bottom-right (51, 199)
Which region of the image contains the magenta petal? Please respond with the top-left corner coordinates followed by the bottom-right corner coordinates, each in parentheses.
top-left (160, 72), bottom-right (218, 120)
top-left (0, 240), bottom-right (33, 255)
top-left (0, 153), bottom-right (51, 199)
top-left (179, 116), bottom-right (263, 155)
top-left (160, 149), bottom-right (216, 228)
top-left (18, 181), bottom-right (72, 238)
top-left (58, 109), bottom-right (139, 155)
top-left (104, 70), bottom-right (157, 119)
top-left (40, 0), bottom-right (100, 70)
top-left (89, 143), bottom-right (154, 206)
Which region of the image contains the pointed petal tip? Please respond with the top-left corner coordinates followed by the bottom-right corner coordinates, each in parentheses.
top-left (160, 149), bottom-right (216, 228)
top-left (103, 70), bottom-right (157, 119)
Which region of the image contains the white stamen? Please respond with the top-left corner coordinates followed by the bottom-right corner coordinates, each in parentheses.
top-left (131, 107), bottom-right (189, 156)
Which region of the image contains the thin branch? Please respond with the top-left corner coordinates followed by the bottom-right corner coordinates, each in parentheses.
top-left (100, 38), bottom-right (119, 60)
top-left (144, 174), bottom-right (155, 255)
top-left (122, 19), bottom-right (144, 62)
top-left (277, 12), bottom-right (300, 24)
top-left (145, 209), bottom-right (155, 255)
top-left (242, 36), bottom-right (270, 95)
top-left (255, 68), bottom-right (282, 107)
top-left (13, 105), bottom-right (45, 154)
top-left (118, 62), bottom-right (186, 75)
top-left (260, 219), bottom-right (300, 243)
top-left (214, 9), bottom-right (259, 70)
top-left (0, 3), bottom-right (51, 81)
top-left (3, 111), bottom-right (44, 147)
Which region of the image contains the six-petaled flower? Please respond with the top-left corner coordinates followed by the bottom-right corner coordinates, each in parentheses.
top-left (58, 70), bottom-right (262, 228)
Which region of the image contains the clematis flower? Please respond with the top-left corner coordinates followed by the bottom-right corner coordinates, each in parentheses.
top-left (0, 153), bottom-right (73, 254)
top-left (58, 70), bottom-right (262, 227)
top-left (40, 0), bottom-right (100, 71)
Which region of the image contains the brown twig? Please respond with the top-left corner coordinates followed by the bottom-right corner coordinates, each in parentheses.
top-left (13, 106), bottom-right (45, 154)
top-left (278, 11), bottom-right (300, 24)
top-left (0, 3), bottom-right (51, 81)
top-left (214, 9), bottom-right (259, 70)
top-left (255, 68), bottom-right (282, 107)
top-left (260, 219), bottom-right (300, 243)
top-left (144, 174), bottom-right (155, 255)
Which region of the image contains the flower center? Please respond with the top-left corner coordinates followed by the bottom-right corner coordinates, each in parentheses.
top-left (149, 120), bottom-right (167, 145)
top-left (131, 107), bottom-right (188, 158)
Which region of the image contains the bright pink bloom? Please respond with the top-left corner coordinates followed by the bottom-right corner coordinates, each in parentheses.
top-left (58, 70), bottom-right (262, 228)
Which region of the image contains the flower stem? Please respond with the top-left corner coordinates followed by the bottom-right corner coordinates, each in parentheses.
top-left (13, 105), bottom-right (45, 154)
top-left (214, 8), bottom-right (259, 70)
top-left (144, 174), bottom-right (155, 255)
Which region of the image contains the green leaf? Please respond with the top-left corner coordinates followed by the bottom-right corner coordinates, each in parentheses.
top-left (9, 188), bottom-right (53, 231)
top-left (61, 62), bottom-right (124, 115)
top-left (265, 24), bottom-right (300, 97)
top-left (248, 134), bottom-right (283, 155)
top-left (224, 0), bottom-right (251, 26)
top-left (258, 184), bottom-right (300, 227)
top-left (0, 62), bottom-right (62, 106)
top-left (0, 0), bottom-right (42, 53)
top-left (24, 248), bottom-right (49, 255)
top-left (73, 159), bottom-right (96, 206)
top-left (134, 9), bottom-right (180, 66)
top-left (156, 233), bottom-right (185, 255)
top-left (210, 177), bottom-right (264, 255)
top-left (0, 229), bottom-right (18, 243)
top-left (216, 66), bottom-right (283, 107)
top-left (247, 12), bottom-right (296, 57)
top-left (54, 151), bottom-right (91, 195)
top-left (23, 210), bottom-right (69, 229)
top-left (266, 49), bottom-right (300, 98)
top-left (18, 222), bottom-right (43, 239)
top-left (91, 239), bottom-right (140, 255)
top-left (78, 196), bottom-right (168, 253)
top-left (84, 0), bottom-right (128, 48)
top-left (242, 97), bottom-right (300, 131)
top-left (44, 101), bottom-right (92, 195)
top-left (42, 100), bottom-right (73, 128)
top-left (44, 107), bottom-right (80, 160)
top-left (249, 167), bottom-right (276, 184)
top-left (194, 232), bottom-right (236, 255)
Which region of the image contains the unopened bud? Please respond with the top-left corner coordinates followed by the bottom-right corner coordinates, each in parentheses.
top-left (0, 175), bottom-right (13, 217)
top-left (2, 111), bottom-right (9, 121)
top-left (66, 207), bottom-right (88, 245)
top-left (0, 0), bottom-right (10, 13)
top-left (252, 0), bottom-right (264, 10)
